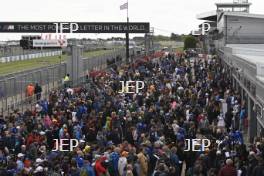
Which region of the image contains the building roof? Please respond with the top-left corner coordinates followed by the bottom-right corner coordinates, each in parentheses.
top-left (215, 2), bottom-right (252, 7)
top-left (196, 9), bottom-right (264, 22)
top-left (196, 11), bottom-right (217, 21)
top-left (224, 12), bottom-right (264, 19)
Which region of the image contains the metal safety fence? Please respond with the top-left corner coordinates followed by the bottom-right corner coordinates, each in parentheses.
top-left (0, 49), bottom-right (128, 115)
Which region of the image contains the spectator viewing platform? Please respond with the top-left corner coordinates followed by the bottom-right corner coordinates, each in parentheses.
top-left (197, 0), bottom-right (252, 21)
top-left (216, 0), bottom-right (251, 13)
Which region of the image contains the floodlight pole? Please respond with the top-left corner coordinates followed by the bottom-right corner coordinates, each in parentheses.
top-left (125, 0), bottom-right (129, 63)
top-left (59, 44), bottom-right (62, 85)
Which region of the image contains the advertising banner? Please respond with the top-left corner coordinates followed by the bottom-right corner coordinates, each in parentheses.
top-left (33, 39), bottom-right (67, 47)
top-left (0, 22), bottom-right (150, 33)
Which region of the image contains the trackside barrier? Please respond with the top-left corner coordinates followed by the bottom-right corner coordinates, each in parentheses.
top-left (0, 50), bottom-right (62, 63)
top-left (0, 49), bottom-right (129, 115)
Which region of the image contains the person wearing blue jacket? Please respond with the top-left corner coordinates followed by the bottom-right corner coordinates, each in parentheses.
top-left (81, 155), bottom-right (96, 176)
top-left (239, 107), bottom-right (246, 131)
top-left (109, 149), bottom-right (120, 176)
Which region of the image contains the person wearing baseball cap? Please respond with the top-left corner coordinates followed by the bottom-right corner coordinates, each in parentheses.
top-left (16, 153), bottom-right (25, 172)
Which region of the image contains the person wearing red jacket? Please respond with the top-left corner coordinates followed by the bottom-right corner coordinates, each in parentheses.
top-left (95, 156), bottom-right (108, 176)
top-left (218, 159), bottom-right (237, 176)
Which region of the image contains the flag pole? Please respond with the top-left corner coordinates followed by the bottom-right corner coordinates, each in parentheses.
top-left (125, 0), bottom-right (129, 62)
top-left (127, 0), bottom-right (129, 22)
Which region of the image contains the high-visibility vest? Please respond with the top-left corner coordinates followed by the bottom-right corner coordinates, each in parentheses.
top-left (26, 85), bottom-right (35, 96)
top-left (64, 76), bottom-right (70, 82)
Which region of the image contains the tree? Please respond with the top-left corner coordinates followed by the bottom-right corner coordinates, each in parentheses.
top-left (153, 35), bottom-right (170, 41)
top-left (184, 35), bottom-right (197, 50)
top-left (170, 33), bottom-right (182, 41)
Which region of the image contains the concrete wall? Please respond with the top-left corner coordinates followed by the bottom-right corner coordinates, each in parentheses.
top-left (216, 14), bottom-right (264, 47)
top-left (220, 46), bottom-right (264, 138)
top-left (226, 16), bottom-right (264, 44)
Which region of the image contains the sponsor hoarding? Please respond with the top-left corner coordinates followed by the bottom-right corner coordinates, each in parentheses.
top-left (33, 39), bottom-right (67, 47)
top-left (0, 22), bottom-right (150, 33)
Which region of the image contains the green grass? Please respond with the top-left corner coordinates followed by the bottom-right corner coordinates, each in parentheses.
top-left (83, 49), bottom-right (116, 58)
top-left (158, 41), bottom-right (184, 53)
top-left (0, 49), bottom-right (115, 76)
top-left (0, 55), bottom-right (67, 75)
top-left (175, 47), bottom-right (184, 52)
top-left (157, 40), bottom-right (184, 53)
top-left (159, 41), bottom-right (184, 48)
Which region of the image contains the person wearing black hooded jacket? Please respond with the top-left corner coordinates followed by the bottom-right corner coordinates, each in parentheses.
top-left (252, 157), bottom-right (264, 176)
top-left (34, 83), bottom-right (42, 101)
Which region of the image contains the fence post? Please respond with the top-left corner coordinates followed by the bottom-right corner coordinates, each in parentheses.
top-left (14, 77), bottom-right (17, 111)
top-left (1, 99), bottom-right (3, 116)
top-left (4, 81), bottom-right (7, 114)
top-left (47, 68), bottom-right (50, 94)
top-left (52, 67), bottom-right (55, 89)
top-left (100, 55), bottom-right (103, 70)
top-left (21, 74), bottom-right (25, 102)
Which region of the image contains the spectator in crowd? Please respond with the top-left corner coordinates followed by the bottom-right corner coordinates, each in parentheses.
top-left (0, 86), bottom-right (4, 98)
top-left (218, 159), bottom-right (237, 176)
top-left (26, 83), bottom-right (35, 103)
top-left (0, 52), bottom-right (263, 176)
top-left (63, 74), bottom-right (70, 88)
top-left (251, 156), bottom-right (264, 176)
top-left (34, 83), bottom-right (42, 101)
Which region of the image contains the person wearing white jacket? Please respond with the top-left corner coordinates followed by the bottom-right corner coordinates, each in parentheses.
top-left (118, 151), bottom-right (128, 176)
top-left (217, 113), bottom-right (225, 131)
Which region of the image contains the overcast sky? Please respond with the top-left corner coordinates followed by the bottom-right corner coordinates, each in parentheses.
top-left (0, 0), bottom-right (263, 40)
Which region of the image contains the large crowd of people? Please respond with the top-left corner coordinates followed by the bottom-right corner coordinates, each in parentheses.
top-left (0, 51), bottom-right (263, 176)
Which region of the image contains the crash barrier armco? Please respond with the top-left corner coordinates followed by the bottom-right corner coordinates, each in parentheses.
top-left (0, 50), bottom-right (62, 63)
